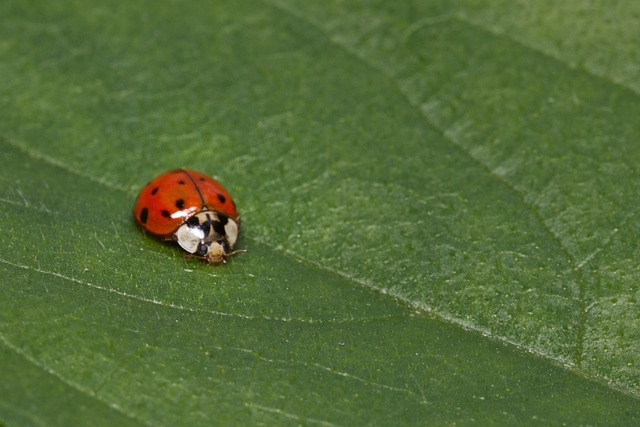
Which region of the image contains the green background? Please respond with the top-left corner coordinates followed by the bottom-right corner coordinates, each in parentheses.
top-left (1, 0), bottom-right (639, 425)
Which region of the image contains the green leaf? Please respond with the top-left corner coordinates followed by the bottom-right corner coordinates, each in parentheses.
top-left (2, 0), bottom-right (639, 425)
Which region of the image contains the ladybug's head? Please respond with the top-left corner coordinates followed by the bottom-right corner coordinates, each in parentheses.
top-left (174, 211), bottom-right (240, 265)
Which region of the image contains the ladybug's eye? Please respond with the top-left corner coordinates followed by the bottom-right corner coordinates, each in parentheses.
top-left (196, 243), bottom-right (209, 257)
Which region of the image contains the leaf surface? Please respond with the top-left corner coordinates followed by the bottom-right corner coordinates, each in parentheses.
top-left (1, 0), bottom-right (639, 425)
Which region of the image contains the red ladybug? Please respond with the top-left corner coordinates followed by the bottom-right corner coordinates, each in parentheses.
top-left (133, 169), bottom-right (243, 264)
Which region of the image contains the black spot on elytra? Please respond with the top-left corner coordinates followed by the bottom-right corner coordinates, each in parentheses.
top-left (217, 193), bottom-right (226, 204)
top-left (140, 207), bottom-right (149, 224)
top-left (199, 177), bottom-right (206, 181)
top-left (161, 210), bottom-right (171, 218)
top-left (178, 180), bottom-right (186, 185)
top-left (175, 198), bottom-right (185, 209)
top-left (151, 187), bottom-right (159, 195)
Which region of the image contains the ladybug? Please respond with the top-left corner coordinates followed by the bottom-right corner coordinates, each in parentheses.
top-left (133, 169), bottom-right (243, 264)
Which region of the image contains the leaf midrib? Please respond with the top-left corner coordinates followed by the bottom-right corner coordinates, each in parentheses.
top-left (258, 0), bottom-right (591, 366)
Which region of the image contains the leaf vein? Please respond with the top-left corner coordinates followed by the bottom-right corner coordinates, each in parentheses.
top-left (256, 0), bottom-right (587, 366)
top-left (245, 403), bottom-right (340, 426)
top-left (4, 138), bottom-right (128, 193)
top-left (0, 334), bottom-right (150, 427)
top-left (0, 257), bottom-right (392, 325)
top-left (454, 13), bottom-right (640, 97)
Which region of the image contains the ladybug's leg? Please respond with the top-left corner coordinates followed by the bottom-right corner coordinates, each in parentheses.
top-left (182, 253), bottom-right (207, 263)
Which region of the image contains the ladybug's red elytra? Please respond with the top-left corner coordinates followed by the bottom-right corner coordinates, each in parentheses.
top-left (133, 169), bottom-right (243, 264)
